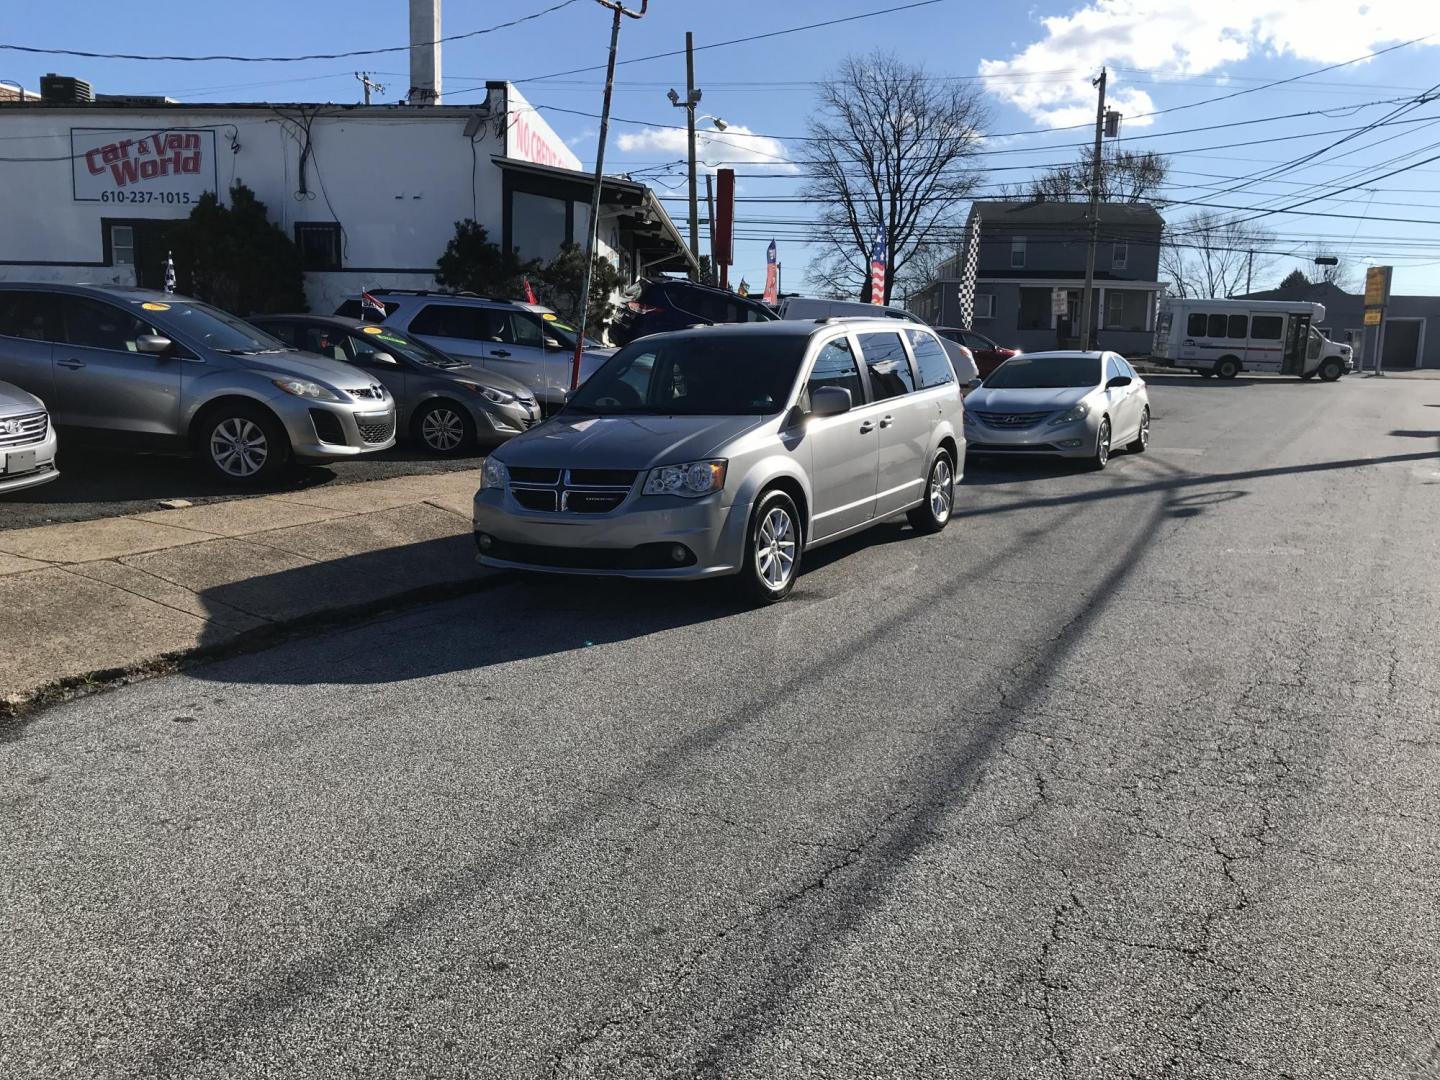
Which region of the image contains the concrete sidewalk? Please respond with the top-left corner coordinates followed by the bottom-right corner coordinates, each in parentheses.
top-left (0, 469), bottom-right (494, 712)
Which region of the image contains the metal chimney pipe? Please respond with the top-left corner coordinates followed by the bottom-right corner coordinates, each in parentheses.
top-left (408, 0), bottom-right (441, 104)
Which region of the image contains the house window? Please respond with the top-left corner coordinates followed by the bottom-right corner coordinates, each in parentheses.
top-left (1010, 236), bottom-right (1026, 269)
top-left (1112, 241), bottom-right (1128, 270)
top-left (109, 225), bottom-right (135, 267)
top-left (295, 223), bottom-right (342, 271)
top-left (1018, 287), bottom-right (1051, 330)
top-left (1103, 290), bottom-right (1151, 332)
top-left (973, 293), bottom-right (995, 319)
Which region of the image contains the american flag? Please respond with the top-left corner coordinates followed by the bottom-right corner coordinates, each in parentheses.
top-left (868, 235), bottom-right (887, 305)
top-left (360, 291), bottom-right (387, 321)
top-left (522, 277), bottom-right (538, 305)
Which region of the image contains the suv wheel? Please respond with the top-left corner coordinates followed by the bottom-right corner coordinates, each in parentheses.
top-left (415, 400), bottom-right (474, 455)
top-left (742, 489), bottom-right (802, 604)
top-left (199, 403), bottom-right (288, 485)
top-left (907, 449), bottom-right (955, 535)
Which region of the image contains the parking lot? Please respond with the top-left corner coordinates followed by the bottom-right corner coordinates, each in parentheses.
top-left (5, 372), bottom-right (1439, 1078)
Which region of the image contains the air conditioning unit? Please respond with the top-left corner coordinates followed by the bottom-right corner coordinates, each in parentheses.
top-left (40, 74), bottom-right (94, 104)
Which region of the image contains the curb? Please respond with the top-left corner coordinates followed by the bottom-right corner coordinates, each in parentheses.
top-left (0, 567), bottom-right (510, 732)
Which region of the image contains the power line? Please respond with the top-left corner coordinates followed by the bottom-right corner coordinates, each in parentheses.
top-left (0, 0), bottom-right (581, 62)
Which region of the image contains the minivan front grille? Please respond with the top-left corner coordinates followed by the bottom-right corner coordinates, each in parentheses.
top-left (0, 411), bottom-right (48, 449)
top-left (508, 467), bottom-right (637, 515)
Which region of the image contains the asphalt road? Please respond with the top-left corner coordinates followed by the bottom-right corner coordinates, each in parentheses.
top-left (4, 373), bottom-right (1439, 1079)
top-left (0, 441), bottom-right (485, 531)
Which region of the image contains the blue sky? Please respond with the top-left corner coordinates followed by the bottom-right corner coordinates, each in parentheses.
top-left (7, 0), bottom-right (1440, 295)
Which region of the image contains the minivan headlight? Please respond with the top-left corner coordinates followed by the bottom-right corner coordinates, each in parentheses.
top-left (643, 460), bottom-right (727, 497)
top-left (272, 377), bottom-right (341, 402)
top-left (480, 458), bottom-right (508, 491)
top-left (1048, 401), bottom-right (1090, 426)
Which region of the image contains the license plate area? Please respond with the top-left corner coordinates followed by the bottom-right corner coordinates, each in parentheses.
top-left (3, 449), bottom-right (36, 475)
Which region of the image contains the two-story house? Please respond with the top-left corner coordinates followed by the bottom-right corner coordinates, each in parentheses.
top-left (910, 199), bottom-right (1166, 356)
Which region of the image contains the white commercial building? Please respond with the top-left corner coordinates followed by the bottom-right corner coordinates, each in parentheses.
top-left (0, 82), bottom-right (694, 314)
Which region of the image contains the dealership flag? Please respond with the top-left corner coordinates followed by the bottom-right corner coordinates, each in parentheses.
top-left (868, 235), bottom-right (887, 305)
top-left (762, 240), bottom-right (780, 305)
top-left (523, 276), bottom-right (538, 305)
top-left (163, 251), bottom-right (176, 295)
top-left (360, 291), bottom-right (387, 321)
top-left (737, 279), bottom-right (750, 298)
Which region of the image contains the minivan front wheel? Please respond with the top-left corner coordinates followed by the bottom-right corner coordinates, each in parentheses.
top-left (742, 489), bottom-right (802, 604)
top-left (198, 403), bottom-right (288, 485)
top-left (907, 449), bottom-right (955, 535)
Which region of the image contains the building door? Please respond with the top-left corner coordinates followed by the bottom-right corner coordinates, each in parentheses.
top-left (1382, 319), bottom-right (1422, 369)
top-left (107, 220), bottom-right (176, 291)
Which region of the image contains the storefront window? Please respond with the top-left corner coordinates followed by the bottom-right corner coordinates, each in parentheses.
top-left (513, 191), bottom-right (567, 263)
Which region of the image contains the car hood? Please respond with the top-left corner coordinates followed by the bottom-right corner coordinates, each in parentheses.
top-left (0, 378), bottom-right (44, 413)
top-left (496, 413), bottom-right (767, 470)
top-left (235, 349), bottom-right (377, 391)
top-left (436, 363), bottom-right (534, 399)
top-left (967, 385), bottom-right (1093, 413)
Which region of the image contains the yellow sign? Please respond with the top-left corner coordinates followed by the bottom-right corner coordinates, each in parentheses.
top-left (361, 325), bottom-right (384, 334)
top-left (1364, 308), bottom-right (1382, 327)
top-left (141, 302), bottom-right (170, 311)
top-left (1364, 265), bottom-right (1392, 307)
top-left (542, 312), bottom-right (558, 321)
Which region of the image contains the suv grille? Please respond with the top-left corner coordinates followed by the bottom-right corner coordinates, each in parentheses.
top-left (509, 467), bottom-right (638, 515)
top-left (0, 411), bottom-right (47, 449)
top-left (972, 410), bottom-right (1051, 430)
top-left (348, 384), bottom-right (387, 401)
top-left (358, 414), bottom-right (396, 444)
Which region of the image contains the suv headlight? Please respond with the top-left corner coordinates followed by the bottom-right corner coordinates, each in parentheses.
top-left (272, 377), bottom-right (341, 402)
top-left (1048, 401), bottom-right (1090, 426)
top-left (480, 458), bottom-right (508, 491)
top-left (643, 460), bottom-right (727, 498)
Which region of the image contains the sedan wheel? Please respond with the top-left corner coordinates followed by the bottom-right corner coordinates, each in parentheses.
top-left (742, 490), bottom-right (801, 604)
top-left (907, 449), bottom-right (955, 535)
top-left (1088, 417), bottom-right (1112, 471)
top-left (417, 402), bottom-right (472, 454)
top-left (1127, 407), bottom-right (1150, 453)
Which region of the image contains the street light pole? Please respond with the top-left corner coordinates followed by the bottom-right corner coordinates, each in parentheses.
top-left (686, 33), bottom-right (699, 275)
top-left (1079, 67), bottom-right (1106, 352)
top-left (571, 0), bottom-right (648, 391)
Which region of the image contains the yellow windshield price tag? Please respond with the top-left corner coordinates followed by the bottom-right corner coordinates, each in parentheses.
top-left (542, 312), bottom-right (558, 321)
top-left (141, 302), bottom-right (171, 311)
top-left (362, 325), bottom-right (384, 334)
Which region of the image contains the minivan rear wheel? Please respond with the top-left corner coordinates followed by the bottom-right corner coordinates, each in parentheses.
top-left (907, 449), bottom-right (955, 535)
top-left (197, 403), bottom-right (289, 485)
top-left (741, 489), bottom-right (802, 604)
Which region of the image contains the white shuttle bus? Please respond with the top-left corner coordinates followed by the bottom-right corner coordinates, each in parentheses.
top-left (1153, 298), bottom-right (1353, 381)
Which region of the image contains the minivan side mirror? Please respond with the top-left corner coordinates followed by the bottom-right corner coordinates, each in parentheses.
top-left (135, 334), bottom-right (173, 355)
top-left (1105, 375), bottom-right (1132, 389)
top-left (810, 385), bottom-right (853, 418)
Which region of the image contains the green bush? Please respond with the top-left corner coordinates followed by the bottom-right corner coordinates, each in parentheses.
top-left (169, 183), bottom-right (306, 315)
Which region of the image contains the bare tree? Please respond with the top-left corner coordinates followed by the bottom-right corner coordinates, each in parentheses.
top-left (1160, 211), bottom-right (1277, 298)
top-left (1028, 147), bottom-right (1169, 204)
top-left (803, 52), bottom-right (988, 304)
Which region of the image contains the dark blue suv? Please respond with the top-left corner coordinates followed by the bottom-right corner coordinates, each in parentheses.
top-left (609, 278), bottom-right (776, 346)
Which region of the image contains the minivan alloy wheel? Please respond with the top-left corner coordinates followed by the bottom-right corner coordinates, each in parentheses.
top-left (211, 418), bottom-right (268, 477)
top-left (756, 507), bottom-right (797, 590)
top-left (421, 407), bottom-right (465, 451)
top-left (928, 455), bottom-right (954, 523)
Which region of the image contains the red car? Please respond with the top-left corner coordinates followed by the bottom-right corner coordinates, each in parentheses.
top-left (936, 327), bottom-right (1019, 377)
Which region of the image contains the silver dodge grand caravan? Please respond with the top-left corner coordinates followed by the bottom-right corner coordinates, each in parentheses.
top-left (473, 318), bottom-right (965, 603)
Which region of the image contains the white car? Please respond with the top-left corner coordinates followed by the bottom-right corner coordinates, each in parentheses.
top-left (0, 379), bottom-right (59, 494)
top-left (963, 351), bottom-right (1150, 470)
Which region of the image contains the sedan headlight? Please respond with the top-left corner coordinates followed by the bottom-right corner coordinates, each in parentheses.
top-left (461, 382), bottom-right (518, 406)
top-left (480, 458), bottom-right (508, 491)
top-left (1048, 400), bottom-right (1091, 426)
top-left (642, 459), bottom-right (727, 498)
top-left (272, 377), bottom-right (341, 402)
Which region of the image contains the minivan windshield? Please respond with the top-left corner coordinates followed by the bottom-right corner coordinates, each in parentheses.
top-left (566, 333), bottom-right (806, 416)
top-left (139, 301), bottom-right (287, 353)
top-left (540, 317), bottom-right (602, 351)
top-left (985, 355), bottom-right (1101, 389)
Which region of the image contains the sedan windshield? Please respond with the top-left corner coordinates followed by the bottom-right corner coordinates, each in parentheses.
top-left (567, 333), bottom-right (805, 416)
top-left (986, 355), bottom-right (1100, 389)
top-left (364, 327), bottom-right (465, 368)
top-left (141, 301), bottom-right (287, 353)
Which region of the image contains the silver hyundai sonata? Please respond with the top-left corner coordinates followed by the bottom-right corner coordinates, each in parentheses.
top-left (473, 319), bottom-right (966, 602)
top-left (962, 350), bottom-right (1150, 469)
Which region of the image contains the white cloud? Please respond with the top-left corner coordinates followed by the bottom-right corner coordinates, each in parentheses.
top-left (616, 123), bottom-right (796, 173)
top-left (979, 1), bottom-right (1432, 129)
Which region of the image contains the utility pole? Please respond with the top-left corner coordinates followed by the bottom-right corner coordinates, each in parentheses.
top-left (669, 34), bottom-right (703, 278)
top-left (355, 72), bottom-right (384, 105)
top-left (571, 0), bottom-right (649, 391)
top-left (1079, 67), bottom-right (1106, 352)
top-left (1246, 250), bottom-right (1254, 294)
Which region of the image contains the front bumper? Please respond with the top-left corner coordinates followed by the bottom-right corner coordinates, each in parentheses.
top-left (0, 425), bottom-right (59, 494)
top-left (965, 416), bottom-right (1099, 458)
top-left (474, 397), bottom-right (542, 438)
top-left (279, 398), bottom-right (397, 463)
top-left (472, 485), bottom-right (749, 580)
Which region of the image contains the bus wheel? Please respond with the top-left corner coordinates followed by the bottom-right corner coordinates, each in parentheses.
top-left (1216, 358), bottom-right (1240, 380)
top-left (1319, 357), bottom-right (1344, 382)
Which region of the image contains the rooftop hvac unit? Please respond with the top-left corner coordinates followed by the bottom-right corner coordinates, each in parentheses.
top-left (40, 74), bottom-right (94, 104)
